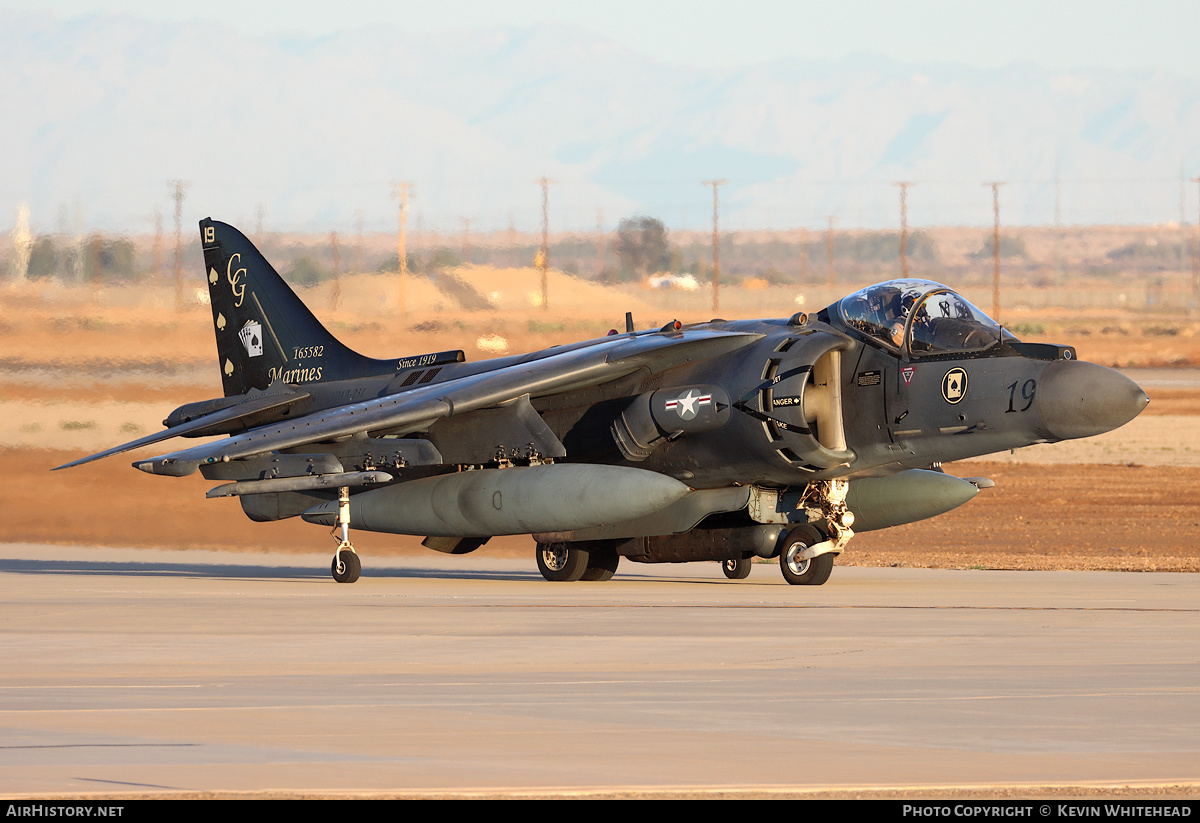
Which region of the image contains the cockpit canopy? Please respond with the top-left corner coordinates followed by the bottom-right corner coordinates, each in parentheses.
top-left (834, 279), bottom-right (1015, 358)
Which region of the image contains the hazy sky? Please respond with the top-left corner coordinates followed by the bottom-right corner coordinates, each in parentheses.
top-left (8, 0), bottom-right (1200, 77)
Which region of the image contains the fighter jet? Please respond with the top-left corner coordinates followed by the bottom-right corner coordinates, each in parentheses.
top-left (56, 219), bottom-right (1148, 584)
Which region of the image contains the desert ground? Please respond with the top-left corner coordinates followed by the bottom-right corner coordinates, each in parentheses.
top-left (3, 270), bottom-right (1198, 573)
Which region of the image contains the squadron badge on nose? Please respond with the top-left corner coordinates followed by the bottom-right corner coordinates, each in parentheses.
top-left (941, 368), bottom-right (967, 404)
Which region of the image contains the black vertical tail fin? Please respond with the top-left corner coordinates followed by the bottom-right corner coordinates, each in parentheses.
top-left (200, 218), bottom-right (389, 396)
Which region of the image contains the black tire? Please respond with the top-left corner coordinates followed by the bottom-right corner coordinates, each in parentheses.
top-left (722, 556), bottom-right (753, 580)
top-left (779, 526), bottom-right (834, 586)
top-left (536, 542), bottom-right (589, 582)
top-left (332, 550), bottom-right (361, 583)
top-left (581, 547), bottom-right (620, 581)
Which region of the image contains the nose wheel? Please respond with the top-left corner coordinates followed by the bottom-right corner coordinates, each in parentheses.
top-left (779, 525), bottom-right (834, 586)
top-left (329, 487), bottom-right (361, 583)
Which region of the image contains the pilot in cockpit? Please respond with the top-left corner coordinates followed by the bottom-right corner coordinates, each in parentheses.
top-left (864, 286), bottom-right (903, 346)
top-left (838, 280), bottom-right (1008, 356)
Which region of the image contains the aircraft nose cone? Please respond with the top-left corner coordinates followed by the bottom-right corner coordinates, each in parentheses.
top-left (1037, 360), bottom-right (1148, 441)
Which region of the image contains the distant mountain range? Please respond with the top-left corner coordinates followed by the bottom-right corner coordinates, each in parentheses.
top-left (3, 11), bottom-right (1199, 234)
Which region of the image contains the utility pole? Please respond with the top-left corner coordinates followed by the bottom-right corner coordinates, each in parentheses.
top-left (460, 217), bottom-right (472, 264)
top-left (1178, 160), bottom-right (1187, 279)
top-left (596, 209), bottom-right (606, 281)
top-left (354, 211), bottom-right (364, 275)
top-left (985, 182), bottom-right (1005, 322)
top-left (702, 179), bottom-right (726, 313)
top-left (1192, 177), bottom-right (1200, 301)
top-left (537, 177), bottom-right (553, 311)
top-left (1054, 161), bottom-right (1064, 278)
top-left (169, 180), bottom-right (189, 312)
top-left (329, 230), bottom-right (341, 311)
top-left (152, 209), bottom-right (163, 282)
top-left (391, 182), bottom-right (412, 313)
top-left (826, 216), bottom-right (836, 288)
top-left (895, 182), bottom-right (914, 279)
top-left (798, 225), bottom-right (808, 283)
top-left (507, 211), bottom-right (516, 269)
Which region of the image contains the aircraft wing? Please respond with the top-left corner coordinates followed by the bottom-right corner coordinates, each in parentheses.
top-left (52, 385), bottom-right (310, 471)
top-left (133, 328), bottom-right (762, 477)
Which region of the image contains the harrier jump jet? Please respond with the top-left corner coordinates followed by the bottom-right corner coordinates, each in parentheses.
top-left (56, 219), bottom-right (1148, 584)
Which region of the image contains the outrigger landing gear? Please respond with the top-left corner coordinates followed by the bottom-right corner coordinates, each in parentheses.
top-left (330, 486), bottom-right (360, 583)
top-left (722, 556), bottom-right (753, 580)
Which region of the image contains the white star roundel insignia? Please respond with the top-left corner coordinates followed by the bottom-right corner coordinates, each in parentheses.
top-left (664, 388), bottom-right (712, 420)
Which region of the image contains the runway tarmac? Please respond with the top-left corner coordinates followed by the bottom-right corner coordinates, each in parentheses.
top-left (2, 544), bottom-right (1198, 798)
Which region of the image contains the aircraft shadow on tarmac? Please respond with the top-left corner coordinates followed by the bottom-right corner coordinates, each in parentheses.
top-left (0, 556), bottom-right (732, 583)
top-left (0, 556), bottom-right (572, 582)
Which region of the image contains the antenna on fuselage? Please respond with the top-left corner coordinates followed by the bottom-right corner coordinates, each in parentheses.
top-left (625, 311), bottom-right (634, 333)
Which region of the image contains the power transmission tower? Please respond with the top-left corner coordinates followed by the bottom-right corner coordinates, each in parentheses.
top-left (169, 180), bottom-right (189, 312)
top-left (985, 182), bottom-right (1005, 322)
top-left (895, 182), bottom-right (914, 278)
top-left (702, 179), bottom-right (726, 313)
top-left (537, 177), bottom-right (553, 311)
top-left (391, 182), bottom-right (413, 312)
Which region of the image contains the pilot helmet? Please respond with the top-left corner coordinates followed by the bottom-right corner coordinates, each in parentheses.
top-left (868, 286), bottom-right (901, 319)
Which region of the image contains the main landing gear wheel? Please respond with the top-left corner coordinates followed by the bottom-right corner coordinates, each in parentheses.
top-left (332, 550), bottom-right (361, 584)
top-left (536, 542), bottom-right (589, 582)
top-left (722, 556), bottom-right (753, 580)
top-left (779, 525), bottom-right (834, 586)
top-left (581, 547), bottom-right (620, 581)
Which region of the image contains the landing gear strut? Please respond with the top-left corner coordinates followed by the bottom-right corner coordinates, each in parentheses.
top-left (330, 486), bottom-right (360, 583)
top-left (778, 480), bottom-right (854, 586)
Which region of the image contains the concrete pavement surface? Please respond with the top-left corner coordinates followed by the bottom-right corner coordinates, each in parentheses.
top-left (1, 544), bottom-right (1198, 798)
